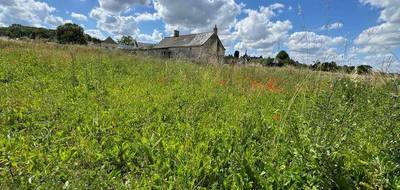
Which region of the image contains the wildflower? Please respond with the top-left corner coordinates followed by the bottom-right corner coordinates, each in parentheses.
top-left (218, 80), bottom-right (227, 86)
top-left (266, 79), bottom-right (282, 93)
top-left (251, 80), bottom-right (264, 90)
top-left (272, 114), bottom-right (281, 121)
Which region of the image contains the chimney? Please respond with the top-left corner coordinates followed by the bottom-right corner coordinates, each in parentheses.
top-left (213, 24), bottom-right (218, 35)
top-left (174, 30), bottom-right (179, 37)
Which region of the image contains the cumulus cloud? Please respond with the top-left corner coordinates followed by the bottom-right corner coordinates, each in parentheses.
top-left (135, 12), bottom-right (159, 22)
top-left (98, 0), bottom-right (151, 13)
top-left (90, 0), bottom-right (162, 38)
top-left (287, 32), bottom-right (347, 63)
top-left (153, 0), bottom-right (242, 34)
top-left (90, 7), bottom-right (140, 36)
top-left (354, 0), bottom-right (400, 71)
top-left (355, 22), bottom-right (400, 53)
top-left (44, 15), bottom-right (72, 27)
top-left (0, 0), bottom-right (59, 27)
top-left (233, 4), bottom-right (292, 55)
top-left (71, 12), bottom-right (88, 21)
top-left (355, 0), bottom-right (400, 53)
top-left (86, 29), bottom-right (106, 40)
top-left (137, 29), bottom-right (163, 43)
top-left (359, 0), bottom-right (400, 23)
top-left (320, 22), bottom-right (343, 30)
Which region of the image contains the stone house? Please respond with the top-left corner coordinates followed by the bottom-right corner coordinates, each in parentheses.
top-left (139, 25), bottom-right (225, 63)
top-left (101, 37), bottom-right (118, 49)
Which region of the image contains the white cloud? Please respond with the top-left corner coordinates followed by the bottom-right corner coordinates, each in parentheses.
top-left (90, 7), bottom-right (140, 36)
top-left (320, 22), bottom-right (343, 30)
top-left (153, 0), bottom-right (242, 34)
top-left (355, 0), bottom-right (400, 53)
top-left (86, 29), bottom-right (106, 40)
top-left (90, 0), bottom-right (162, 38)
top-left (354, 0), bottom-right (400, 71)
top-left (71, 12), bottom-right (88, 21)
top-left (98, 0), bottom-right (151, 13)
top-left (287, 31), bottom-right (347, 63)
top-left (0, 0), bottom-right (57, 27)
top-left (135, 12), bottom-right (159, 22)
top-left (359, 0), bottom-right (400, 23)
top-left (355, 22), bottom-right (400, 53)
top-left (137, 29), bottom-right (163, 43)
top-left (44, 15), bottom-right (72, 27)
top-left (233, 4), bottom-right (292, 55)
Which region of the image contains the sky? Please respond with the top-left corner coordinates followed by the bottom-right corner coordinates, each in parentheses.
top-left (0, 0), bottom-right (399, 71)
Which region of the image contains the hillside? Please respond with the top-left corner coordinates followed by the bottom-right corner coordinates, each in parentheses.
top-left (0, 24), bottom-right (101, 44)
top-left (0, 40), bottom-right (399, 189)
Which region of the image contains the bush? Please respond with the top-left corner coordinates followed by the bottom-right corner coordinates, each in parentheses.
top-left (357, 65), bottom-right (373, 74)
top-left (56, 23), bottom-right (87, 45)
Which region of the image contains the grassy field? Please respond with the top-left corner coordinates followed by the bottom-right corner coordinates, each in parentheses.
top-left (0, 40), bottom-right (399, 189)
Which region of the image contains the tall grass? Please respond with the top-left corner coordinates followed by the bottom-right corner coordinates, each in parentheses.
top-left (0, 40), bottom-right (399, 189)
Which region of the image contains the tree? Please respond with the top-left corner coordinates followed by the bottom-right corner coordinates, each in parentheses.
top-left (357, 65), bottom-right (373, 74)
top-left (312, 61), bottom-right (338, 72)
top-left (56, 23), bottom-right (87, 45)
top-left (118, 35), bottom-right (136, 46)
top-left (274, 50), bottom-right (292, 67)
top-left (85, 34), bottom-right (101, 44)
top-left (234, 51), bottom-right (240, 59)
top-left (343, 65), bottom-right (356, 73)
top-left (276, 50), bottom-right (290, 61)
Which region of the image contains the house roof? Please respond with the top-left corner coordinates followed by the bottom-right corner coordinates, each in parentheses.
top-left (103, 37), bottom-right (117, 44)
top-left (154, 32), bottom-right (215, 49)
top-left (138, 42), bottom-right (155, 49)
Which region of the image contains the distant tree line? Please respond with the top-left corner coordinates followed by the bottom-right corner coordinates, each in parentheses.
top-left (0, 23), bottom-right (101, 45)
top-left (226, 50), bottom-right (373, 75)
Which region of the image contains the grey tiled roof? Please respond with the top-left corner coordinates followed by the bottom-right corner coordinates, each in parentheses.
top-left (154, 32), bottom-right (214, 49)
top-left (138, 42), bottom-right (155, 49)
top-left (103, 37), bottom-right (117, 44)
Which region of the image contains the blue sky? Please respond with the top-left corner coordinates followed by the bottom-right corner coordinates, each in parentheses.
top-left (0, 0), bottom-right (399, 71)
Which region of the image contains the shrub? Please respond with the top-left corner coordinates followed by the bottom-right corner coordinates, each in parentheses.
top-left (56, 23), bottom-right (87, 45)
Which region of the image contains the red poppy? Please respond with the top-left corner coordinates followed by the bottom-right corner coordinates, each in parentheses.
top-left (251, 80), bottom-right (264, 90)
top-left (266, 79), bottom-right (282, 93)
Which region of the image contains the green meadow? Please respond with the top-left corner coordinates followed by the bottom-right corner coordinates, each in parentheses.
top-left (0, 40), bottom-right (399, 189)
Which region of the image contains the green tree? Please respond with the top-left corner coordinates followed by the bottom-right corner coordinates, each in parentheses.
top-left (276, 50), bottom-right (290, 61)
top-left (357, 65), bottom-right (373, 74)
top-left (85, 34), bottom-right (101, 44)
top-left (234, 51), bottom-right (240, 58)
top-left (56, 23), bottom-right (87, 45)
top-left (118, 35), bottom-right (136, 46)
top-left (274, 50), bottom-right (292, 67)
